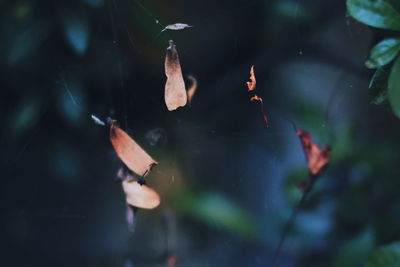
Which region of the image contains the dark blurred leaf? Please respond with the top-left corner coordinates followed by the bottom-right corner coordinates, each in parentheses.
top-left (334, 228), bottom-right (374, 267)
top-left (365, 242), bottom-right (400, 266)
top-left (173, 191), bottom-right (257, 239)
top-left (3, 21), bottom-right (51, 64)
top-left (276, 0), bottom-right (310, 20)
top-left (368, 64), bottom-right (390, 104)
top-left (8, 97), bottom-right (42, 137)
top-left (388, 56), bottom-right (400, 117)
top-left (82, 0), bottom-right (104, 7)
top-left (62, 12), bottom-right (90, 55)
top-left (347, 0), bottom-right (400, 31)
top-left (366, 38), bottom-right (400, 69)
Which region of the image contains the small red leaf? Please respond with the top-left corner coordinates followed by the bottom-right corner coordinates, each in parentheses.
top-left (297, 130), bottom-right (331, 176)
top-left (250, 94), bottom-right (268, 128)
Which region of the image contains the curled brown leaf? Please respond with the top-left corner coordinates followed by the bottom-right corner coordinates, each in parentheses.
top-left (187, 75), bottom-right (198, 104)
top-left (165, 40), bottom-right (187, 111)
top-left (246, 65), bottom-right (256, 91)
top-left (110, 121), bottom-right (157, 177)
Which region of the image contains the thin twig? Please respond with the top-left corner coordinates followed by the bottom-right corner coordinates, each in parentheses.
top-left (271, 174), bottom-right (317, 267)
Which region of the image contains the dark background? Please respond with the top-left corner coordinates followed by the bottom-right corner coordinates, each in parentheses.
top-left (2, 0), bottom-right (400, 266)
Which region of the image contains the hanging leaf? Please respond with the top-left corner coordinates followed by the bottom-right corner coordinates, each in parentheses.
top-left (368, 64), bottom-right (390, 104)
top-left (297, 130), bottom-right (331, 176)
top-left (365, 242), bottom-right (400, 266)
top-left (246, 65), bottom-right (256, 91)
top-left (122, 180), bottom-right (160, 209)
top-left (187, 75), bottom-right (198, 104)
top-left (165, 40), bottom-right (187, 111)
top-left (161, 23), bottom-right (192, 32)
top-left (347, 0), bottom-right (400, 31)
top-left (388, 56), bottom-right (400, 117)
top-left (250, 95), bottom-right (268, 128)
top-left (110, 121), bottom-right (157, 176)
top-left (366, 38), bottom-right (400, 68)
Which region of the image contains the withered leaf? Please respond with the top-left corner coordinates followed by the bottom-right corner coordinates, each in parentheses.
top-left (187, 75), bottom-right (198, 104)
top-left (297, 130), bottom-right (331, 176)
top-left (250, 95), bottom-right (262, 102)
top-left (161, 23), bottom-right (192, 32)
top-left (250, 95), bottom-right (268, 128)
top-left (110, 121), bottom-right (157, 177)
top-left (122, 180), bottom-right (161, 209)
top-left (246, 65), bottom-right (256, 91)
top-left (165, 40), bottom-right (187, 111)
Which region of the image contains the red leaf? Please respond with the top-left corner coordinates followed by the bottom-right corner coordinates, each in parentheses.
top-left (250, 95), bottom-right (268, 128)
top-left (297, 130), bottom-right (331, 176)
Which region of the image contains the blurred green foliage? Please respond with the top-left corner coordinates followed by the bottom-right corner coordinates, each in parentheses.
top-left (365, 241), bottom-right (400, 266)
top-left (347, 0), bottom-right (400, 117)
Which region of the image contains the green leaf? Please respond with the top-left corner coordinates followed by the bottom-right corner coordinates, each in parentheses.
top-left (347, 0), bottom-right (400, 31)
top-left (365, 242), bottom-right (400, 267)
top-left (334, 228), bottom-right (374, 267)
top-left (173, 191), bottom-right (257, 239)
top-left (366, 38), bottom-right (400, 68)
top-left (368, 64), bottom-right (391, 104)
top-left (388, 56), bottom-right (400, 117)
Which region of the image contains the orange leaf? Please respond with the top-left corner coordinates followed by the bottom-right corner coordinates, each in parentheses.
top-left (246, 65), bottom-right (256, 91)
top-left (250, 95), bottom-right (263, 102)
top-left (297, 130), bottom-right (331, 176)
top-left (165, 40), bottom-right (187, 111)
top-left (110, 121), bottom-right (157, 177)
top-left (187, 75), bottom-right (198, 104)
top-left (122, 180), bottom-right (160, 209)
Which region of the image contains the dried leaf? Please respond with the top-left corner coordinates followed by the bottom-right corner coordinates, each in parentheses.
top-left (250, 95), bottom-right (262, 102)
top-left (297, 130), bottom-right (331, 176)
top-left (250, 95), bottom-right (268, 128)
top-left (165, 40), bottom-right (187, 111)
top-left (161, 23), bottom-right (192, 32)
top-left (246, 65), bottom-right (256, 91)
top-left (110, 121), bottom-right (157, 177)
top-left (122, 180), bottom-right (161, 209)
top-left (187, 75), bottom-right (198, 104)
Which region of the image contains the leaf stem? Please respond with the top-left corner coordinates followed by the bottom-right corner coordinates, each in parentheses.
top-left (271, 173), bottom-right (317, 267)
